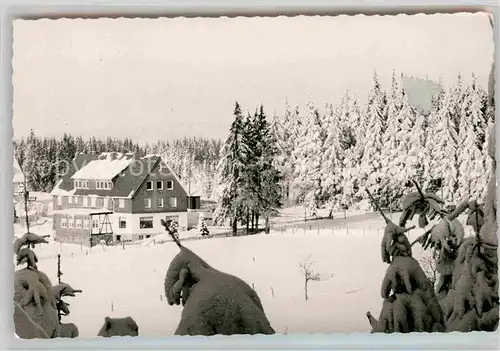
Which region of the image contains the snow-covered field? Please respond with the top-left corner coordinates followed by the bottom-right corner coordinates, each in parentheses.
top-left (12, 211), bottom-right (474, 338)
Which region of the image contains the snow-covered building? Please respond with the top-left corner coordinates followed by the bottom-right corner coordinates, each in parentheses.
top-left (50, 152), bottom-right (200, 246)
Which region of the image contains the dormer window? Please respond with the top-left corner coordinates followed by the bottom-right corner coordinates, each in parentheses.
top-left (74, 180), bottom-right (90, 189)
top-left (96, 180), bottom-right (112, 190)
top-left (146, 181), bottom-right (153, 191)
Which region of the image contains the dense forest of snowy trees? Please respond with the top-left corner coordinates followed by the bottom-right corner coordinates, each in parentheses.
top-left (14, 70), bottom-right (493, 221)
top-left (272, 71), bottom-right (495, 215)
top-left (14, 132), bottom-right (222, 199)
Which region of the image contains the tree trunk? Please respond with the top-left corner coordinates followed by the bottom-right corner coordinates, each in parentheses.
top-left (246, 210), bottom-right (250, 234)
top-left (255, 212), bottom-right (260, 232)
top-left (232, 217), bottom-right (237, 236)
top-left (251, 210), bottom-right (255, 232)
top-left (265, 216), bottom-right (270, 234)
top-left (304, 279), bottom-right (309, 301)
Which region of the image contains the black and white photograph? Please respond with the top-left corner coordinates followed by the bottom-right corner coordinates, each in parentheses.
top-left (10, 12), bottom-right (497, 339)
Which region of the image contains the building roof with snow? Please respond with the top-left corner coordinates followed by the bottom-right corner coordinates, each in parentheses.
top-left (71, 157), bottom-right (132, 181)
top-left (13, 155), bottom-right (25, 183)
top-left (183, 183), bottom-right (202, 197)
top-left (50, 152), bottom-right (187, 199)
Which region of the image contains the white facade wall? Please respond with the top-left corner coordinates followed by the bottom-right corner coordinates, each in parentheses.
top-left (109, 212), bottom-right (188, 240)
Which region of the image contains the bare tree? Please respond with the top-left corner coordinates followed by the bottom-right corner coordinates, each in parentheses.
top-left (299, 254), bottom-right (333, 301)
top-left (418, 251), bottom-right (438, 288)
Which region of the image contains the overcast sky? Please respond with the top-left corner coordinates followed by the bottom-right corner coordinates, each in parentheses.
top-left (13, 12), bottom-right (494, 143)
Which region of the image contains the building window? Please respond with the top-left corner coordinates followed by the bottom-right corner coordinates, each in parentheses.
top-left (57, 196), bottom-right (62, 206)
top-left (157, 181), bottom-right (163, 190)
top-left (68, 196), bottom-right (73, 204)
top-left (139, 216), bottom-right (153, 229)
top-left (83, 219), bottom-right (89, 229)
top-left (91, 196), bottom-right (96, 207)
top-left (61, 218), bottom-right (67, 228)
top-left (96, 181), bottom-right (101, 189)
top-left (119, 199), bottom-right (125, 208)
top-left (104, 197), bottom-right (109, 209)
top-left (83, 197), bottom-right (89, 207)
top-left (166, 180), bottom-right (174, 190)
top-left (144, 198), bottom-right (151, 208)
top-left (92, 219), bottom-right (99, 229)
top-left (119, 217), bottom-right (126, 229)
top-left (76, 219), bottom-right (82, 229)
top-left (72, 196), bottom-right (77, 204)
top-left (146, 181), bottom-right (153, 191)
top-left (108, 181), bottom-right (113, 189)
top-left (138, 235), bottom-right (144, 240)
top-left (78, 196), bottom-right (83, 205)
top-left (157, 198), bottom-right (164, 207)
top-left (169, 197), bottom-right (177, 208)
top-left (68, 219), bottom-right (74, 228)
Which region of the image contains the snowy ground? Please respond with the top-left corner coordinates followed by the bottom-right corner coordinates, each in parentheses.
top-left (12, 209), bottom-right (474, 338)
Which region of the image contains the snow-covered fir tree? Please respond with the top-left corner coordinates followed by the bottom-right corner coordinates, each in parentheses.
top-left (273, 100), bottom-right (301, 204)
top-left (358, 73), bottom-right (387, 204)
top-left (197, 214), bottom-right (210, 237)
top-left (392, 88), bottom-right (422, 188)
top-left (379, 71), bottom-right (403, 206)
top-left (321, 101), bottom-right (344, 213)
top-left (457, 75), bottom-right (489, 200)
top-left (255, 105), bottom-right (283, 232)
top-left (341, 94), bottom-right (364, 207)
top-left (291, 99), bottom-right (327, 216)
top-left (213, 101), bottom-right (247, 235)
top-left (428, 86), bottom-right (460, 203)
top-left (239, 110), bottom-right (261, 233)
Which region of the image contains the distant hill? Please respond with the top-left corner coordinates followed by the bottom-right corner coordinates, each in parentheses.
top-left (402, 75), bottom-right (442, 116)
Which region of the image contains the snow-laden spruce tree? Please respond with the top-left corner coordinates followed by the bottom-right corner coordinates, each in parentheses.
top-left (383, 86), bottom-right (423, 206)
top-left (213, 101), bottom-right (247, 235)
top-left (341, 94), bottom-right (364, 207)
top-left (428, 86), bottom-right (459, 204)
top-left (22, 130), bottom-right (43, 192)
top-left (450, 73), bottom-right (466, 135)
top-left (481, 118), bottom-right (495, 200)
top-left (197, 214), bottom-right (210, 237)
top-left (456, 75), bottom-right (489, 201)
top-left (258, 107), bottom-right (283, 233)
top-left (457, 115), bottom-right (487, 201)
top-left (272, 100), bottom-right (301, 204)
top-left (238, 110), bottom-right (261, 233)
top-left (358, 73), bottom-right (387, 206)
top-left (291, 99), bottom-right (327, 216)
top-left (321, 101), bottom-right (344, 213)
top-left (379, 71), bottom-right (403, 205)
